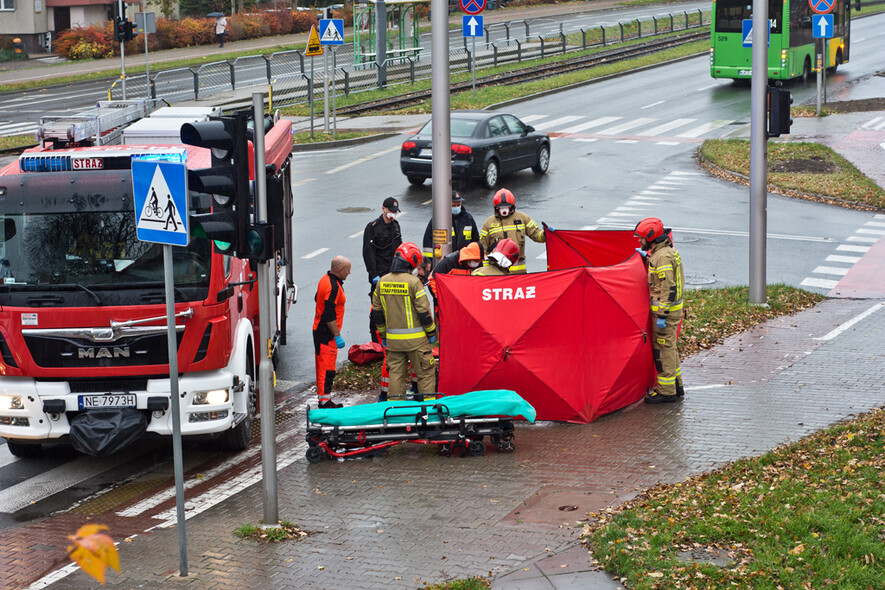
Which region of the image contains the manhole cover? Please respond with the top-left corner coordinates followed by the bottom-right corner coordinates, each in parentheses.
top-left (337, 207), bottom-right (372, 213)
top-left (685, 275), bottom-right (716, 285)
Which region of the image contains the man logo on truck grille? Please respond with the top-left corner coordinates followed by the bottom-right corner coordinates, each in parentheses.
top-left (78, 347), bottom-right (131, 359)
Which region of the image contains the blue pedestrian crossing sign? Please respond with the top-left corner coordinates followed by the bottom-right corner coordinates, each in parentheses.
top-left (812, 14), bottom-right (833, 38)
top-left (319, 19), bottom-right (344, 45)
top-left (742, 19), bottom-right (771, 47)
top-left (463, 15), bottom-right (483, 37)
top-left (132, 158), bottom-right (189, 246)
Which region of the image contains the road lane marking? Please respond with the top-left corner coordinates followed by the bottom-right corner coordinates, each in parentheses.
top-left (641, 100), bottom-right (665, 109)
top-left (642, 118), bottom-right (696, 136)
top-left (675, 119), bottom-right (731, 138)
top-left (519, 114), bottom-right (548, 124)
top-left (324, 145), bottom-right (399, 174)
top-left (597, 118), bottom-right (656, 135)
top-left (814, 302), bottom-right (885, 341)
top-left (837, 244), bottom-right (871, 252)
top-left (534, 115), bottom-right (583, 130)
top-left (826, 255), bottom-right (862, 264)
top-left (846, 236), bottom-right (879, 243)
top-left (302, 247), bottom-right (329, 259)
top-left (348, 230), bottom-right (363, 239)
top-left (560, 116), bottom-right (621, 134)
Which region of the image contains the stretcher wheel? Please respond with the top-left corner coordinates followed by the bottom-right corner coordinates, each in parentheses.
top-left (468, 440), bottom-right (486, 457)
top-left (499, 441), bottom-right (515, 453)
top-left (306, 446), bottom-right (326, 464)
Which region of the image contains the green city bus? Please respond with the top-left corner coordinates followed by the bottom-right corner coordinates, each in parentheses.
top-left (710, 0), bottom-right (851, 80)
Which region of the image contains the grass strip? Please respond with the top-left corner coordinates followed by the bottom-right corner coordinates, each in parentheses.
top-left (0, 134), bottom-right (36, 151)
top-left (581, 407), bottom-right (885, 589)
top-left (292, 130), bottom-right (380, 144)
top-left (700, 139), bottom-right (885, 210)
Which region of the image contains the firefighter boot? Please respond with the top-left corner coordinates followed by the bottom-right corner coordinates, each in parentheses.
top-left (676, 383), bottom-right (685, 398)
top-left (644, 390), bottom-right (678, 404)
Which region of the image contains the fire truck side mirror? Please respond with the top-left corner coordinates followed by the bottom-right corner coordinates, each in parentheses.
top-left (1, 218), bottom-right (16, 241)
top-left (180, 116), bottom-right (251, 257)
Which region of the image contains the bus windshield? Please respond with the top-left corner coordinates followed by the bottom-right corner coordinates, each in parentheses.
top-left (715, 0), bottom-right (783, 34)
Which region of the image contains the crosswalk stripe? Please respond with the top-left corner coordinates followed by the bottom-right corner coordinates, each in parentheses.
top-left (641, 118), bottom-right (696, 136)
top-left (837, 244), bottom-right (871, 253)
top-left (675, 120), bottom-right (732, 138)
top-left (534, 115), bottom-right (583, 130)
top-left (801, 277), bottom-right (838, 289)
top-left (597, 118), bottom-right (657, 135)
top-left (574, 138), bottom-right (599, 143)
top-left (560, 116), bottom-right (621, 134)
top-left (668, 171), bottom-right (705, 176)
top-left (847, 236), bottom-right (879, 243)
top-left (0, 122), bottom-right (38, 134)
top-left (519, 114), bottom-right (548, 124)
top-left (826, 254), bottom-right (862, 264)
top-left (812, 266), bottom-right (849, 276)
top-left (856, 228), bottom-right (885, 235)
top-left (864, 221), bottom-right (885, 228)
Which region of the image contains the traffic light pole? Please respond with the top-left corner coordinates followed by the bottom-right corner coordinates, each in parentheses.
top-left (431, 0), bottom-right (452, 269)
top-left (118, 0), bottom-right (127, 100)
top-left (253, 92), bottom-right (279, 528)
top-left (749, 0), bottom-right (767, 305)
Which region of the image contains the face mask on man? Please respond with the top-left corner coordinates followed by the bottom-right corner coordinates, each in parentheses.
top-left (497, 207), bottom-right (510, 217)
top-left (466, 260), bottom-right (480, 269)
top-left (452, 206), bottom-right (462, 215)
top-left (386, 212), bottom-right (397, 221)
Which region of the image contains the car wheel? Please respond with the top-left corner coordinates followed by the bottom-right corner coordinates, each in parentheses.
top-left (532, 144), bottom-right (550, 174)
top-left (407, 175), bottom-right (425, 186)
top-left (482, 159), bottom-right (499, 190)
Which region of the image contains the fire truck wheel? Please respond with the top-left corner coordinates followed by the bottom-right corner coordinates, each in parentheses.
top-left (223, 348), bottom-right (256, 451)
top-left (6, 438), bottom-right (42, 457)
top-left (468, 440), bottom-right (486, 457)
top-left (305, 446), bottom-right (325, 463)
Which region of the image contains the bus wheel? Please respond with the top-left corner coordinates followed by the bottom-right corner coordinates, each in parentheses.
top-left (802, 58), bottom-right (812, 83)
top-left (828, 50), bottom-right (841, 73)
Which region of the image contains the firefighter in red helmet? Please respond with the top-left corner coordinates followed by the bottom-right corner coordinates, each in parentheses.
top-left (635, 217), bottom-right (685, 403)
top-left (371, 242), bottom-right (437, 401)
top-left (472, 238), bottom-right (519, 276)
top-left (479, 188), bottom-right (545, 274)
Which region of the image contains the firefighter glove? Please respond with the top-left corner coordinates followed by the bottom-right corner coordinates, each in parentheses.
top-left (429, 334), bottom-right (436, 344)
top-left (635, 248), bottom-right (647, 259)
top-left (546, 224), bottom-right (555, 232)
top-left (372, 275), bottom-right (380, 285)
top-left (656, 318), bottom-right (666, 329)
top-left (381, 338), bottom-right (387, 348)
top-left (335, 335), bottom-right (346, 349)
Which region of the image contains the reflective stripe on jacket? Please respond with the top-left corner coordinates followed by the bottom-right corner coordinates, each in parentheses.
top-left (647, 239), bottom-right (684, 319)
top-left (371, 272), bottom-right (436, 351)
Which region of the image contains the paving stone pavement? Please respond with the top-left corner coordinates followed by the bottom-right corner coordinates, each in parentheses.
top-left (10, 297), bottom-right (882, 590)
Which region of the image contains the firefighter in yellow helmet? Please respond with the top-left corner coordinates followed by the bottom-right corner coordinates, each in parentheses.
top-left (635, 217), bottom-right (685, 403)
top-left (371, 242), bottom-right (437, 401)
top-left (472, 238), bottom-right (519, 276)
top-left (479, 188), bottom-right (545, 274)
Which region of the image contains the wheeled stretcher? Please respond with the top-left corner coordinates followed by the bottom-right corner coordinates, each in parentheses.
top-left (305, 390), bottom-right (536, 463)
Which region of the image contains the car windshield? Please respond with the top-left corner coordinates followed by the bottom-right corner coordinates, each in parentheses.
top-left (418, 118), bottom-right (480, 138)
top-left (0, 170), bottom-right (211, 291)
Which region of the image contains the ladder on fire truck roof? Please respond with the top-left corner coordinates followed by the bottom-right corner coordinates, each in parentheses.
top-left (37, 100), bottom-right (151, 148)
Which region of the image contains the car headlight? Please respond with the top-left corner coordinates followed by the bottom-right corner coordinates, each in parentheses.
top-left (0, 395), bottom-right (24, 410)
top-left (193, 389), bottom-right (229, 405)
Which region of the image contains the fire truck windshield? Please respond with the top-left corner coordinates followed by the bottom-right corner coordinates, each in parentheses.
top-left (0, 170), bottom-right (212, 304)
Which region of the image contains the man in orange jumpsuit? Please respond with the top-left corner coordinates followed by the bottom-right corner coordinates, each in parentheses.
top-left (312, 255), bottom-right (352, 408)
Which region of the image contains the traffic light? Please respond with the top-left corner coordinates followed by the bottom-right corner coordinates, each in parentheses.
top-left (768, 86), bottom-right (793, 138)
top-left (113, 18), bottom-right (136, 42)
top-left (244, 222), bottom-right (274, 262)
top-left (180, 116), bottom-right (251, 257)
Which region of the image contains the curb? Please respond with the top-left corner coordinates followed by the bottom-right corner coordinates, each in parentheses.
top-left (291, 131), bottom-right (399, 151)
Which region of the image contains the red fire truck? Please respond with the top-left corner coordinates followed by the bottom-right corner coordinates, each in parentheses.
top-left (0, 113), bottom-right (295, 457)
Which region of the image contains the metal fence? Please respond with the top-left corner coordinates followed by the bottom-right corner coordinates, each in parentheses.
top-left (109, 9), bottom-right (707, 104)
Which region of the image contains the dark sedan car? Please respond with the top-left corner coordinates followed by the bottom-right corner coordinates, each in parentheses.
top-left (400, 111), bottom-right (551, 189)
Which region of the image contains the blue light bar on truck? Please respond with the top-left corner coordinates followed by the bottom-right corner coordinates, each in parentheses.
top-left (20, 147), bottom-right (187, 173)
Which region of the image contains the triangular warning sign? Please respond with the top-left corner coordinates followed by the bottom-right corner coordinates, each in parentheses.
top-left (321, 22), bottom-right (342, 43)
top-left (306, 25), bottom-right (323, 56)
top-left (137, 166), bottom-right (186, 235)
top-left (743, 26), bottom-right (753, 45)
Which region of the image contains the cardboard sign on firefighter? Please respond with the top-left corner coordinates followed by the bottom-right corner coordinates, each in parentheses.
top-left (132, 158), bottom-right (189, 246)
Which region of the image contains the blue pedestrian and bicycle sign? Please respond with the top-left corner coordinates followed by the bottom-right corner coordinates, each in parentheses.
top-left (812, 14), bottom-right (834, 38)
top-left (319, 19), bottom-right (344, 45)
top-left (463, 15), bottom-right (483, 37)
top-left (132, 158), bottom-right (189, 246)
top-left (808, 0), bottom-right (835, 14)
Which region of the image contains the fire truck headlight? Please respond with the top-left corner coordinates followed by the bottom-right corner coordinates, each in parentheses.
top-left (193, 389), bottom-right (229, 405)
top-left (0, 395), bottom-right (24, 410)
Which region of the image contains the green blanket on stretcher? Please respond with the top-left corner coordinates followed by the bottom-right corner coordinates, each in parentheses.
top-left (308, 390), bottom-right (536, 427)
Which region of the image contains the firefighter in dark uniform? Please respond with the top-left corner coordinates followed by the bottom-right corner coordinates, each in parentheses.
top-left (421, 190), bottom-right (478, 271)
top-left (372, 243), bottom-right (437, 401)
top-left (362, 197), bottom-right (402, 343)
top-left (635, 218), bottom-right (685, 403)
top-left (479, 188), bottom-right (545, 274)
top-left (312, 256), bottom-right (351, 409)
